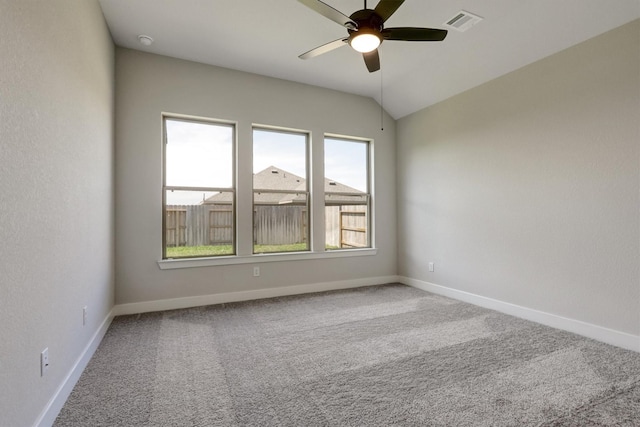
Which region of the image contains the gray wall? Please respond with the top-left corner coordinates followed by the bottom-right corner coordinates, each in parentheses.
top-left (114, 49), bottom-right (397, 305)
top-left (397, 20), bottom-right (639, 335)
top-left (0, 1), bottom-right (115, 426)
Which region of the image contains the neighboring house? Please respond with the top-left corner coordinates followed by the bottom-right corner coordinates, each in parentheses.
top-left (167, 166), bottom-right (368, 248)
top-left (202, 165), bottom-right (366, 206)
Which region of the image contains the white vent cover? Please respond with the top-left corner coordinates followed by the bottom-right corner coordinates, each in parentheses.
top-left (444, 10), bottom-right (483, 32)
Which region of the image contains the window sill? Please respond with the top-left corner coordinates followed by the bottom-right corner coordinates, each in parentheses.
top-left (157, 248), bottom-right (378, 270)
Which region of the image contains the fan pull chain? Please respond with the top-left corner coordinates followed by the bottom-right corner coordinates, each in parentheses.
top-left (380, 69), bottom-right (384, 131)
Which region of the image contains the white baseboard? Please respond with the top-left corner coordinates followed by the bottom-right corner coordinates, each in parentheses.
top-left (113, 275), bottom-right (401, 316)
top-left (34, 310), bottom-right (114, 427)
top-left (399, 276), bottom-right (639, 353)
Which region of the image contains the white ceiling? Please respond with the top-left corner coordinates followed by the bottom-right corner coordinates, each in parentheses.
top-left (98, 0), bottom-right (640, 119)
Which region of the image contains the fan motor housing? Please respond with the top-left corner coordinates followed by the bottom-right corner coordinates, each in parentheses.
top-left (348, 9), bottom-right (384, 36)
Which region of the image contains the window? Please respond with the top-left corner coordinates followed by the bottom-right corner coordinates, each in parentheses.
top-left (324, 137), bottom-right (371, 249)
top-left (252, 128), bottom-right (309, 254)
top-left (159, 114), bottom-right (376, 269)
top-left (162, 116), bottom-right (235, 259)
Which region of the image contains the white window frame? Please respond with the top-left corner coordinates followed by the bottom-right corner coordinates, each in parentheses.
top-left (324, 135), bottom-right (372, 251)
top-left (157, 118), bottom-right (377, 270)
top-left (161, 113), bottom-right (237, 260)
top-left (252, 126), bottom-right (311, 254)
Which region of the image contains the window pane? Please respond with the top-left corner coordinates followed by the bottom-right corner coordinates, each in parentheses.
top-left (324, 138), bottom-right (370, 250)
top-left (165, 119), bottom-right (233, 188)
top-left (253, 129), bottom-right (307, 189)
top-left (253, 192), bottom-right (309, 254)
top-left (253, 129), bottom-right (308, 253)
top-left (164, 190), bottom-right (234, 258)
top-left (324, 138), bottom-right (368, 192)
top-left (325, 203), bottom-right (368, 249)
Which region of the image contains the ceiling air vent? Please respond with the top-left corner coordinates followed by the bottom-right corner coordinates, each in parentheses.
top-left (444, 10), bottom-right (483, 32)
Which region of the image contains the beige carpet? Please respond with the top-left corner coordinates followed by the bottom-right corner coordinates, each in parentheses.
top-left (55, 284), bottom-right (640, 426)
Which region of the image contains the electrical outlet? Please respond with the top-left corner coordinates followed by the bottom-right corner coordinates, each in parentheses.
top-left (41, 348), bottom-right (49, 376)
top-left (428, 262), bottom-right (434, 272)
top-left (83, 306), bottom-right (88, 326)
top-left (253, 266), bottom-right (260, 277)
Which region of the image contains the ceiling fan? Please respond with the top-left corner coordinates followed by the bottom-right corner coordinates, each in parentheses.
top-left (298, 0), bottom-right (448, 73)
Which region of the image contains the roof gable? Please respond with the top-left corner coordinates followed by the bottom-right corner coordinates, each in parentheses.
top-left (203, 166), bottom-right (365, 205)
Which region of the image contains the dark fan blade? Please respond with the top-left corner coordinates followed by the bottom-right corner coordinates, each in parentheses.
top-left (298, 0), bottom-right (357, 29)
top-left (299, 38), bottom-right (348, 60)
top-left (363, 49), bottom-right (380, 73)
top-left (374, 0), bottom-right (405, 22)
top-left (382, 27), bottom-right (448, 41)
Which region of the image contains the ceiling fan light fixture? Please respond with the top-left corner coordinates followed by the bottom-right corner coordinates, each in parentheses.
top-left (350, 31), bottom-right (381, 53)
top-left (298, 0), bottom-right (448, 73)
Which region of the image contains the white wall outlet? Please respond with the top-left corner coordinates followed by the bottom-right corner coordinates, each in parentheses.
top-left (83, 306), bottom-right (88, 326)
top-left (41, 348), bottom-right (49, 376)
top-left (428, 262), bottom-right (434, 272)
top-left (253, 266), bottom-right (260, 277)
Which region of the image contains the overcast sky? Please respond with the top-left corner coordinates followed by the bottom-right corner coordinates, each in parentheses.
top-left (165, 119), bottom-right (367, 205)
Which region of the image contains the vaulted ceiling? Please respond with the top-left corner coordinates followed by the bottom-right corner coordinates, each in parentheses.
top-left (98, 0), bottom-right (640, 119)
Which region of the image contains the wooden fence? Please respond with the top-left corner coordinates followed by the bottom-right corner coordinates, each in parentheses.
top-left (167, 204), bottom-right (366, 248)
top-left (166, 204), bottom-right (307, 246)
top-left (325, 205), bottom-right (368, 248)
top-left (253, 205), bottom-right (307, 245)
top-left (166, 205), bottom-right (232, 247)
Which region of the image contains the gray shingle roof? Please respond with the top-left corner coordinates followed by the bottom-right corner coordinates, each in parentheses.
top-left (203, 166), bottom-right (366, 205)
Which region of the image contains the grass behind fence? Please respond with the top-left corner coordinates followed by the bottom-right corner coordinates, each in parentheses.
top-left (166, 243), bottom-right (310, 258)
